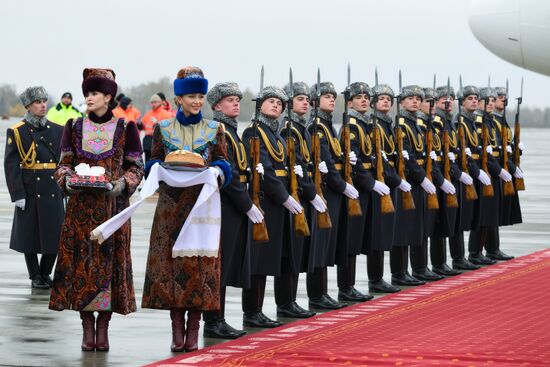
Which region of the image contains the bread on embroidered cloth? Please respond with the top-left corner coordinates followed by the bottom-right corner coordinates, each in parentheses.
top-left (68, 163), bottom-right (108, 189)
top-left (164, 150), bottom-right (205, 168)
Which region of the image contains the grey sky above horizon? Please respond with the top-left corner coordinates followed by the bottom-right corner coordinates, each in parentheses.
top-left (1, 0), bottom-right (548, 108)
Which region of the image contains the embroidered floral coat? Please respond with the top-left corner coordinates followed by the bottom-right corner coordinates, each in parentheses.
top-left (49, 111), bottom-right (143, 315)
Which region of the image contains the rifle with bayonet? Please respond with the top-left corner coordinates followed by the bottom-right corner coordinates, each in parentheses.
top-left (501, 78), bottom-right (515, 196)
top-left (480, 86), bottom-right (495, 197)
top-left (342, 63), bottom-right (362, 216)
top-left (372, 67), bottom-right (395, 214)
top-left (394, 69), bottom-right (415, 210)
top-left (311, 68), bottom-right (332, 228)
top-left (457, 75), bottom-right (478, 200)
top-left (250, 66), bottom-right (269, 242)
top-left (286, 68), bottom-right (310, 236)
top-left (425, 82), bottom-right (439, 210)
top-left (513, 77), bottom-right (525, 191)
top-left (442, 77), bottom-right (459, 208)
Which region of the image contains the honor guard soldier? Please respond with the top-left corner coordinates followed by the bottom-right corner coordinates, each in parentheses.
top-left (4, 86), bottom-right (64, 289)
top-left (241, 86), bottom-right (304, 328)
top-left (338, 82), bottom-right (381, 302)
top-left (367, 84), bottom-right (410, 293)
top-left (306, 81), bottom-right (358, 309)
top-left (486, 86), bottom-right (521, 260)
top-left (204, 82), bottom-right (260, 339)
top-left (395, 85), bottom-right (436, 286)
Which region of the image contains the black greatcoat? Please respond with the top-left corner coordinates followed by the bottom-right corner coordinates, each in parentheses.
top-left (455, 112), bottom-right (481, 232)
top-left (4, 119), bottom-right (64, 254)
top-left (280, 119), bottom-right (317, 273)
top-left (242, 119), bottom-right (291, 276)
top-left (471, 112), bottom-right (502, 229)
top-left (493, 113), bottom-right (522, 226)
top-left (307, 113), bottom-right (347, 267)
top-left (398, 112), bottom-right (440, 246)
top-left (431, 111), bottom-right (461, 237)
top-left (343, 113), bottom-right (376, 256)
top-left (218, 121), bottom-right (252, 288)
top-left (363, 112), bottom-right (401, 252)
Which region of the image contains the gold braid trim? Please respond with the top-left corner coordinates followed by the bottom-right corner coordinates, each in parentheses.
top-left (432, 131), bottom-right (442, 151)
top-left (400, 118), bottom-right (424, 152)
top-left (220, 124), bottom-right (248, 171)
top-left (376, 122), bottom-right (395, 155)
top-left (460, 116), bottom-right (479, 146)
top-left (13, 124), bottom-right (37, 168)
top-left (350, 119), bottom-right (372, 156)
top-left (291, 126), bottom-right (310, 163)
top-left (258, 126), bottom-right (285, 163)
top-left (317, 120), bottom-right (342, 157)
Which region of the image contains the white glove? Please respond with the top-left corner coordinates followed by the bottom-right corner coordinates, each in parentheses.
top-left (398, 179), bottom-right (412, 192)
top-left (459, 172), bottom-right (473, 185)
top-left (283, 195), bottom-right (303, 214)
top-left (318, 161), bottom-right (328, 174)
top-left (518, 142), bottom-right (524, 151)
top-left (343, 183), bottom-right (359, 199)
top-left (373, 180), bottom-right (390, 196)
top-left (513, 167), bottom-right (524, 179)
top-left (310, 195), bottom-right (327, 213)
top-left (506, 145), bottom-right (512, 154)
top-left (14, 198), bottom-right (25, 210)
top-left (448, 152), bottom-right (456, 162)
top-left (421, 177), bottom-right (437, 194)
top-left (402, 150), bottom-right (409, 160)
top-left (499, 168), bottom-right (512, 182)
top-left (256, 163), bottom-right (264, 176)
top-left (246, 204), bottom-right (264, 224)
top-left (477, 170), bottom-right (491, 186)
top-left (440, 179), bottom-right (456, 195)
top-left (429, 151), bottom-right (437, 160)
top-left (293, 165), bottom-right (303, 178)
top-left (349, 151), bottom-right (357, 166)
top-left (381, 151), bottom-right (387, 160)
top-left (465, 148), bottom-right (472, 157)
top-left (486, 145), bottom-right (493, 155)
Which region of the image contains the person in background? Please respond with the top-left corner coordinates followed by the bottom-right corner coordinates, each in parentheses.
top-left (4, 86), bottom-right (64, 289)
top-left (46, 92), bottom-right (83, 126)
top-left (113, 95), bottom-right (141, 123)
top-left (158, 92), bottom-right (177, 117)
top-left (139, 94), bottom-right (172, 164)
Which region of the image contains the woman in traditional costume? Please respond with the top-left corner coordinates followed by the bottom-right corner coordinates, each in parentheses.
top-left (49, 68), bottom-right (144, 352)
top-left (141, 66), bottom-right (231, 352)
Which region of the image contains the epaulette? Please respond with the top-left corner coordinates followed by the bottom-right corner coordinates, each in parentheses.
top-left (10, 120), bottom-right (25, 130)
top-left (433, 115), bottom-right (443, 124)
top-left (398, 117), bottom-right (405, 126)
top-left (475, 115), bottom-right (483, 124)
top-left (416, 119), bottom-right (426, 128)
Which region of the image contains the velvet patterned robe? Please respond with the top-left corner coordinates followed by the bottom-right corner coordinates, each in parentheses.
top-left (49, 111), bottom-right (143, 315)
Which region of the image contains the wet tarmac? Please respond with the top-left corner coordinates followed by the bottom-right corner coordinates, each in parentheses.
top-left (0, 119), bottom-right (548, 367)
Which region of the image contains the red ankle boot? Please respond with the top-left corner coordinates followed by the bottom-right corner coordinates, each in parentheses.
top-left (170, 308), bottom-right (185, 352)
top-left (95, 312), bottom-right (112, 351)
top-left (80, 311), bottom-right (95, 351)
top-left (184, 310), bottom-right (201, 352)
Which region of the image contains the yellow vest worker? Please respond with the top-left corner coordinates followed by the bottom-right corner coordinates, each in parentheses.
top-left (46, 92), bottom-right (82, 126)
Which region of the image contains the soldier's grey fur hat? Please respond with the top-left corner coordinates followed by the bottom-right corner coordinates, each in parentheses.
top-left (19, 86), bottom-right (48, 107)
top-left (435, 85), bottom-right (456, 99)
top-left (371, 84), bottom-right (395, 99)
top-left (479, 87), bottom-right (497, 100)
top-left (494, 86), bottom-right (507, 98)
top-left (284, 82), bottom-right (310, 98)
top-left (347, 82), bottom-right (371, 99)
top-left (258, 85), bottom-right (288, 110)
top-left (423, 87), bottom-right (436, 101)
top-left (400, 85), bottom-right (425, 101)
top-left (310, 82), bottom-right (338, 103)
top-left (207, 82), bottom-right (243, 109)
top-left (458, 85), bottom-right (480, 99)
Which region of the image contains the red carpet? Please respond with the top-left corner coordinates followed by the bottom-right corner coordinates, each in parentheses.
top-left (145, 250), bottom-right (550, 367)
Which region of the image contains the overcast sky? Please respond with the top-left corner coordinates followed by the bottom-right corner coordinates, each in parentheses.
top-left (1, 0), bottom-right (547, 108)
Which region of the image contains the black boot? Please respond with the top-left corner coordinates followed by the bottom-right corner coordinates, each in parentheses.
top-left (25, 254), bottom-right (49, 289)
top-left (369, 279), bottom-right (400, 293)
top-left (338, 286), bottom-right (373, 302)
top-left (468, 253), bottom-right (497, 265)
top-left (486, 250), bottom-right (514, 261)
top-left (243, 312), bottom-right (281, 328)
top-left (452, 257), bottom-right (481, 270)
top-left (203, 318), bottom-right (246, 339)
top-left (277, 302), bottom-right (316, 318)
top-left (412, 268), bottom-right (445, 281)
top-left (391, 272), bottom-right (425, 286)
top-left (40, 254), bottom-right (56, 287)
top-left (432, 263), bottom-right (462, 276)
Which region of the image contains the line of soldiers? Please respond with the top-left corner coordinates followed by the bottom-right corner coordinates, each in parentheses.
top-left (204, 76), bottom-right (524, 339)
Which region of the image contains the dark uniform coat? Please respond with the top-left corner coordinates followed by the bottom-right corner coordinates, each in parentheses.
top-left (4, 119), bottom-right (64, 254)
top-left (242, 115), bottom-right (291, 276)
top-left (218, 120), bottom-right (252, 288)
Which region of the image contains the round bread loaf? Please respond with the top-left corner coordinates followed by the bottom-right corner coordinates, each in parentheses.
top-left (164, 150), bottom-right (205, 167)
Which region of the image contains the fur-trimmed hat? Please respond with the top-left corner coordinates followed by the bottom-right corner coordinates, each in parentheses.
top-left (173, 66), bottom-right (208, 96)
top-left (458, 85), bottom-right (480, 99)
top-left (283, 82), bottom-right (310, 98)
top-left (479, 87), bottom-right (497, 100)
top-left (435, 85), bottom-right (456, 100)
top-left (423, 87), bottom-right (436, 101)
top-left (207, 82), bottom-right (242, 108)
top-left (257, 86), bottom-right (288, 110)
top-left (347, 82), bottom-right (371, 99)
top-left (400, 85), bottom-right (425, 101)
top-left (82, 68), bottom-right (118, 97)
top-left (310, 82), bottom-right (338, 104)
top-left (372, 84), bottom-right (395, 102)
top-left (19, 86), bottom-right (48, 107)
top-left (150, 94), bottom-right (162, 103)
top-left (494, 86), bottom-right (507, 98)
